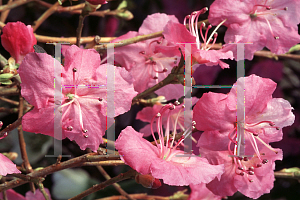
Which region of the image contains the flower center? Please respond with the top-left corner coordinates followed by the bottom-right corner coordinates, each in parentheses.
top-left (250, 2), bottom-right (288, 39)
top-left (184, 8), bottom-right (226, 51)
top-left (227, 119), bottom-right (280, 182)
top-left (139, 39), bottom-right (177, 80)
top-left (150, 102), bottom-right (195, 161)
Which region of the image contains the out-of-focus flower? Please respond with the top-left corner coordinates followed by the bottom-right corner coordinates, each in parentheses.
top-left (86, 0), bottom-right (107, 5)
top-left (1, 21), bottom-right (37, 64)
top-left (209, 0), bottom-right (300, 60)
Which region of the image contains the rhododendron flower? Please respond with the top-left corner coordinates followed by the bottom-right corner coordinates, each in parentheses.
top-left (86, 0), bottom-right (107, 5)
top-left (137, 98), bottom-right (197, 137)
top-left (163, 8), bottom-right (233, 69)
top-left (209, 0), bottom-right (300, 60)
top-left (189, 183), bottom-right (221, 200)
top-left (1, 21), bottom-right (37, 64)
top-left (18, 45), bottom-right (137, 151)
top-left (193, 75), bottom-right (295, 198)
top-left (0, 153), bottom-right (21, 176)
top-left (115, 103), bottom-right (224, 186)
top-left (113, 13), bottom-right (180, 93)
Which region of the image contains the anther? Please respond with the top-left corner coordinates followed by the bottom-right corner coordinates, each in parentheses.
top-left (238, 166), bottom-right (244, 170)
top-left (82, 129), bottom-right (88, 133)
top-left (240, 172), bottom-right (244, 176)
top-left (181, 105), bottom-right (185, 108)
top-left (153, 76), bottom-right (158, 79)
top-left (256, 163), bottom-right (262, 167)
top-left (249, 179), bottom-right (254, 183)
top-left (266, 6), bottom-right (271, 10)
top-left (139, 51), bottom-right (145, 54)
top-left (238, 157), bottom-right (243, 160)
top-left (67, 126), bottom-right (73, 131)
top-left (274, 36), bottom-right (279, 40)
top-left (276, 127), bottom-right (280, 130)
top-left (73, 68), bottom-right (77, 72)
top-left (284, 7), bottom-right (288, 11)
top-left (98, 98), bottom-right (103, 101)
top-left (174, 101), bottom-right (180, 106)
top-left (192, 121), bottom-right (196, 126)
top-left (84, 134), bottom-right (88, 138)
top-left (156, 113), bottom-right (161, 117)
top-left (243, 157), bottom-right (249, 161)
top-left (262, 159), bottom-right (268, 164)
top-left (253, 132), bottom-right (259, 136)
top-left (249, 167), bottom-right (254, 171)
top-left (170, 105), bottom-right (175, 110)
top-left (162, 68), bottom-right (168, 72)
top-left (248, 171), bottom-right (255, 175)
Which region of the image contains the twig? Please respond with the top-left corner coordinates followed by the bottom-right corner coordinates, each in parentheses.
top-left (32, 0), bottom-right (67, 32)
top-left (0, 0), bottom-right (34, 12)
top-left (69, 169), bottom-right (137, 200)
top-left (95, 31), bottom-right (164, 51)
top-left (17, 96), bottom-right (35, 193)
top-left (275, 171), bottom-right (300, 180)
top-left (0, 116), bottom-right (22, 138)
top-left (81, 160), bottom-right (125, 166)
top-left (0, 153), bottom-right (121, 191)
top-left (0, 107), bottom-right (18, 113)
top-left (0, 87), bottom-right (18, 96)
top-left (34, 34), bottom-right (114, 44)
top-left (36, 182), bottom-right (50, 200)
top-left (0, 53), bottom-right (8, 68)
top-left (76, 8), bottom-right (89, 47)
top-left (86, 149), bottom-right (133, 200)
top-left (0, 96), bottom-right (19, 106)
top-left (0, 0), bottom-right (12, 23)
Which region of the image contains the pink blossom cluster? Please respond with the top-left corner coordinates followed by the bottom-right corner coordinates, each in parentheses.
top-left (0, 0), bottom-right (298, 199)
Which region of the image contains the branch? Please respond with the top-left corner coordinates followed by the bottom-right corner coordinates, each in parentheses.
top-left (0, 0), bottom-right (34, 12)
top-left (34, 34), bottom-right (114, 44)
top-left (0, 153), bottom-right (121, 191)
top-left (32, 0), bottom-right (67, 32)
top-left (69, 169), bottom-right (137, 200)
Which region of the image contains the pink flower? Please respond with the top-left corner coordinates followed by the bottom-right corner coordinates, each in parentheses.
top-left (18, 45), bottom-right (137, 152)
top-left (193, 75), bottom-right (295, 198)
top-left (115, 103), bottom-right (224, 186)
top-left (163, 9), bottom-right (233, 69)
top-left (137, 98), bottom-right (198, 137)
top-left (188, 183), bottom-right (222, 200)
top-left (208, 0), bottom-right (300, 60)
top-left (0, 153), bottom-right (21, 176)
top-left (113, 13), bottom-right (180, 93)
top-left (86, 0), bottom-right (107, 5)
top-left (1, 21), bottom-right (37, 64)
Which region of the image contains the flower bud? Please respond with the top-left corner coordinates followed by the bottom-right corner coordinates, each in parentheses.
top-left (1, 22), bottom-right (37, 64)
top-left (135, 173), bottom-right (161, 189)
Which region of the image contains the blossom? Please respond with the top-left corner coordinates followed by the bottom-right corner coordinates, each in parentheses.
top-left (163, 8), bottom-right (233, 69)
top-left (113, 13), bottom-right (180, 93)
top-left (208, 0), bottom-right (300, 60)
top-left (115, 103), bottom-right (224, 186)
top-left (193, 75), bottom-right (295, 198)
top-left (86, 0), bottom-right (107, 5)
top-left (1, 21), bottom-right (37, 64)
top-left (19, 45), bottom-right (137, 152)
top-left (188, 183), bottom-right (222, 200)
top-left (0, 153), bottom-right (21, 176)
top-left (137, 98), bottom-right (197, 137)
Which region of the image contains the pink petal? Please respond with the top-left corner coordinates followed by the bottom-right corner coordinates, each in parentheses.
top-left (115, 126), bottom-right (160, 175)
top-left (193, 92), bottom-right (235, 132)
top-left (0, 189), bottom-right (26, 200)
top-left (0, 153), bottom-right (21, 176)
top-left (139, 13), bottom-right (179, 35)
top-left (150, 154), bottom-right (224, 186)
top-left (19, 53), bottom-right (59, 109)
top-left (25, 188), bottom-right (52, 200)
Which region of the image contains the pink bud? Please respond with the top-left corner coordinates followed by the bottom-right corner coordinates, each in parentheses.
top-left (135, 174), bottom-right (161, 189)
top-left (1, 22), bottom-right (37, 64)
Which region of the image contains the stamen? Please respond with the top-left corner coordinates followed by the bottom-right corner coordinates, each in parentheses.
top-left (84, 134), bottom-right (88, 138)
top-left (262, 159), bottom-right (268, 164)
top-left (254, 136), bottom-right (279, 154)
top-left (248, 166), bottom-right (254, 171)
top-left (264, 17), bottom-right (279, 40)
top-left (243, 157), bottom-right (248, 161)
top-left (248, 171), bottom-right (255, 175)
top-left (73, 68), bottom-right (77, 72)
top-left (67, 126), bottom-right (73, 131)
top-left (256, 163), bottom-right (262, 167)
top-left (205, 19), bottom-right (227, 47)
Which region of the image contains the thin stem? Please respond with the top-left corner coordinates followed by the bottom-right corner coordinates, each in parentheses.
top-left (86, 149), bottom-right (133, 199)
top-left (36, 182), bottom-right (50, 200)
top-left (81, 160), bottom-right (125, 166)
top-left (0, 0), bottom-right (12, 23)
top-left (0, 153), bottom-right (121, 191)
top-left (32, 0), bottom-right (67, 32)
top-left (69, 169), bottom-right (137, 200)
top-left (17, 96), bottom-right (35, 193)
top-left (0, 0), bottom-right (34, 12)
top-left (0, 96), bottom-right (19, 106)
top-left (34, 34), bottom-right (113, 44)
top-left (76, 13), bottom-right (88, 47)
